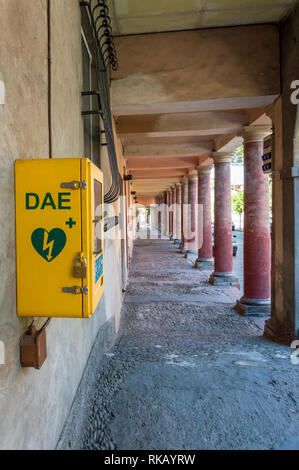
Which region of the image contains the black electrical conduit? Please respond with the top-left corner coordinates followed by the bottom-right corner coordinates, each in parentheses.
top-left (80, 0), bottom-right (120, 204)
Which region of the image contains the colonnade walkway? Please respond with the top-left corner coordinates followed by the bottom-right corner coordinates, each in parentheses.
top-left (58, 238), bottom-right (299, 450)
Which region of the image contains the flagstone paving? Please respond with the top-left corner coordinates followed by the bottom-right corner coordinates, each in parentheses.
top-left (58, 238), bottom-right (299, 451)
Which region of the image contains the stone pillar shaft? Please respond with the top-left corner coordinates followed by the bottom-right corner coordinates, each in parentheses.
top-left (162, 191), bottom-right (168, 237)
top-left (196, 166), bottom-right (212, 264)
top-left (171, 187), bottom-right (176, 240)
top-left (236, 126), bottom-right (272, 316)
top-left (176, 184), bottom-right (182, 243)
top-left (157, 195), bottom-right (162, 235)
top-left (180, 177), bottom-right (188, 252)
top-left (184, 174), bottom-right (198, 256)
top-left (167, 190), bottom-right (173, 237)
top-left (244, 141), bottom-right (271, 299)
top-left (210, 153), bottom-right (238, 286)
top-left (215, 159), bottom-right (233, 273)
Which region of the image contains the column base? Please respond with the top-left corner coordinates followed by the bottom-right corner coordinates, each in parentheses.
top-left (263, 317), bottom-right (298, 345)
top-left (209, 272), bottom-right (239, 287)
top-left (234, 297), bottom-right (271, 317)
top-left (194, 258), bottom-right (214, 270)
top-left (184, 250), bottom-right (197, 259)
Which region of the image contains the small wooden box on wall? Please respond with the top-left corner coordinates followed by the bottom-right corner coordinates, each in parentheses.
top-left (20, 326), bottom-right (47, 370)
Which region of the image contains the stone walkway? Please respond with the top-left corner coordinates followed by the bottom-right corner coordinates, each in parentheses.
top-left (58, 238), bottom-right (299, 450)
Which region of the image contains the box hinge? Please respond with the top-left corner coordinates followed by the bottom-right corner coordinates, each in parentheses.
top-left (60, 181), bottom-right (87, 190)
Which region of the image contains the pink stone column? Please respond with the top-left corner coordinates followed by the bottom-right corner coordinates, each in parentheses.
top-left (236, 126), bottom-right (272, 315)
top-left (175, 183), bottom-right (182, 244)
top-left (162, 191), bottom-right (168, 237)
top-left (170, 186), bottom-right (177, 240)
top-left (210, 153), bottom-right (238, 286)
top-left (180, 176), bottom-right (188, 253)
top-left (167, 189), bottom-right (173, 239)
top-left (157, 194), bottom-right (162, 236)
top-left (184, 173), bottom-right (198, 258)
top-left (195, 165), bottom-right (213, 269)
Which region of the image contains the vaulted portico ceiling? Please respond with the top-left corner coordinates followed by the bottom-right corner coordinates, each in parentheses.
top-left (127, 157), bottom-right (199, 171)
top-left (131, 178), bottom-right (183, 196)
top-left (117, 111), bottom-right (248, 137)
top-left (109, 0), bottom-right (296, 36)
top-left (110, 3), bottom-right (283, 197)
top-left (124, 141), bottom-right (214, 158)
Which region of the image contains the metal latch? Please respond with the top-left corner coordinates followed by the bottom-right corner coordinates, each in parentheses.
top-left (60, 181), bottom-right (87, 190)
top-left (62, 286), bottom-right (88, 295)
top-left (74, 256), bottom-right (87, 279)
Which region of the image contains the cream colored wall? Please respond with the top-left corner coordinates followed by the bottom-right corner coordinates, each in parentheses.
top-left (51, 0), bottom-right (84, 157)
top-left (0, 0), bottom-right (125, 449)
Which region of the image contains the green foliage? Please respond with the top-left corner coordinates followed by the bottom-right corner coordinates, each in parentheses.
top-left (232, 146), bottom-right (244, 166)
top-left (232, 190), bottom-right (244, 215)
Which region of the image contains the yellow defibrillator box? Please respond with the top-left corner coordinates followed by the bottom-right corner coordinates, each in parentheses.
top-left (15, 158), bottom-right (104, 318)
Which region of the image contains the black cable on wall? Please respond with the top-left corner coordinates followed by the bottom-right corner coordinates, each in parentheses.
top-left (47, 0), bottom-right (53, 159)
top-left (80, 0), bottom-right (120, 204)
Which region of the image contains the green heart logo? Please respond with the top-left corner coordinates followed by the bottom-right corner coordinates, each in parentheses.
top-left (31, 228), bottom-right (67, 262)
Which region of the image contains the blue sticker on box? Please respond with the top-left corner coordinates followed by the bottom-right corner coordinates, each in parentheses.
top-left (95, 254), bottom-right (103, 284)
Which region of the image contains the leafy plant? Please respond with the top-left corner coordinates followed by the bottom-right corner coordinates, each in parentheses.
top-left (232, 190), bottom-right (244, 229)
top-left (232, 146), bottom-right (244, 166)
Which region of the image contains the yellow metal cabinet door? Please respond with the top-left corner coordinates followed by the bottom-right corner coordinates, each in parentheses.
top-left (15, 158), bottom-right (84, 318)
top-left (81, 159), bottom-right (104, 318)
top-left (90, 161), bottom-right (105, 315)
top-left (82, 159), bottom-right (104, 318)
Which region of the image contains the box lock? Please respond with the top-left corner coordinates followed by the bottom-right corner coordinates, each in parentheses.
top-left (74, 255), bottom-right (87, 279)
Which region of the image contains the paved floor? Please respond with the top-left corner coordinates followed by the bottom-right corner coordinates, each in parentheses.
top-left (58, 237), bottom-right (299, 450)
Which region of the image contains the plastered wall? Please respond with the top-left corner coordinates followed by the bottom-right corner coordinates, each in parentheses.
top-left (0, 0), bottom-right (125, 449)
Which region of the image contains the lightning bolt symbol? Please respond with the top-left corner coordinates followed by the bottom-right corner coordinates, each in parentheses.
top-left (43, 234), bottom-right (54, 261)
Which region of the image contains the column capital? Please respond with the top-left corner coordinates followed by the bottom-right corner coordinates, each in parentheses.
top-left (180, 176), bottom-right (188, 185)
top-left (197, 164), bottom-right (213, 174)
top-left (242, 125), bottom-right (272, 143)
top-left (187, 173), bottom-right (198, 181)
top-left (170, 185), bottom-right (176, 192)
top-left (213, 152), bottom-right (233, 163)
top-left (175, 182), bottom-right (181, 188)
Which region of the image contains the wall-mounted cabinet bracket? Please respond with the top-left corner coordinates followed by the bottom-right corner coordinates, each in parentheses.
top-left (81, 90), bottom-right (102, 116)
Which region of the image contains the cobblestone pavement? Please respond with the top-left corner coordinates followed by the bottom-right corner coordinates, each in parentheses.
top-left (58, 238), bottom-right (299, 451)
